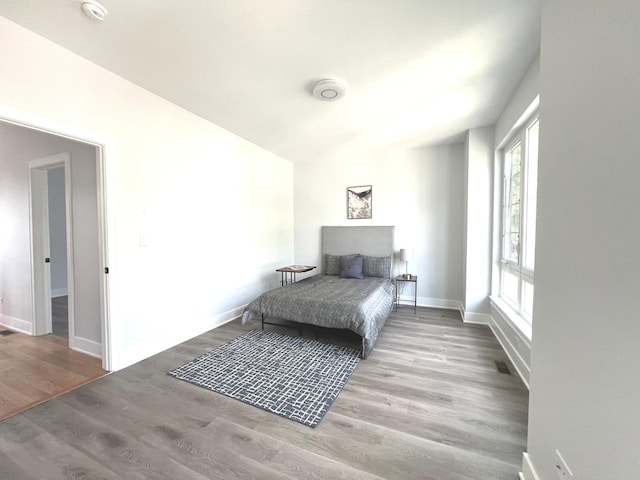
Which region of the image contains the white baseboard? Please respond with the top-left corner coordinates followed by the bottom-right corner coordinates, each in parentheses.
top-left (212, 305), bottom-right (245, 327)
top-left (114, 305), bottom-right (245, 371)
top-left (51, 288), bottom-right (68, 298)
top-left (70, 336), bottom-right (102, 358)
top-left (521, 453), bottom-right (541, 480)
top-left (463, 312), bottom-right (491, 325)
top-left (413, 296), bottom-right (463, 312)
top-left (0, 313), bottom-right (32, 334)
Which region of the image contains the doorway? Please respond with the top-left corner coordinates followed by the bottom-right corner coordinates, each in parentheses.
top-left (29, 155), bottom-right (72, 341)
top-left (29, 148), bottom-right (105, 361)
top-left (0, 116), bottom-right (111, 371)
top-left (48, 166), bottom-right (69, 339)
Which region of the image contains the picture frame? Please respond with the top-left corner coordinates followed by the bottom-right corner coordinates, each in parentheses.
top-left (347, 185), bottom-right (372, 219)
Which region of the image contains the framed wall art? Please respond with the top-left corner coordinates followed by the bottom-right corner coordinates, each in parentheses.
top-left (347, 185), bottom-right (372, 219)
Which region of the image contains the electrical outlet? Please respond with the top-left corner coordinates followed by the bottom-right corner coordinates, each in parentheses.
top-left (555, 450), bottom-right (574, 479)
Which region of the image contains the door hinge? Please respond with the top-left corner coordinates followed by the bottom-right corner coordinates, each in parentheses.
top-left (104, 267), bottom-right (109, 274)
top-left (45, 257), bottom-right (50, 263)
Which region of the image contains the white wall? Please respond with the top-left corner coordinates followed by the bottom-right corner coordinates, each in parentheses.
top-left (294, 143), bottom-right (465, 310)
top-left (47, 166), bottom-right (67, 296)
top-left (462, 126), bottom-right (494, 321)
top-left (69, 150), bottom-right (101, 344)
top-left (0, 18), bottom-right (294, 370)
top-left (0, 123), bottom-right (35, 332)
top-left (495, 54), bottom-right (540, 148)
top-left (524, 1), bottom-right (640, 479)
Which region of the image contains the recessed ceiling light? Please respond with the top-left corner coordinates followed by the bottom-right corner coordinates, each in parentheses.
top-left (312, 79), bottom-right (347, 101)
top-left (81, 0), bottom-right (108, 21)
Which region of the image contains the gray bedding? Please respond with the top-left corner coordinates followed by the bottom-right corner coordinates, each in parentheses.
top-left (242, 274), bottom-right (394, 358)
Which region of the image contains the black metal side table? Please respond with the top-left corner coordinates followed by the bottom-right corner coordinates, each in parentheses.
top-left (395, 275), bottom-right (417, 314)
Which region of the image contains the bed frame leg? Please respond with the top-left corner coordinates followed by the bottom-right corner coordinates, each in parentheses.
top-left (361, 337), bottom-right (366, 359)
top-left (261, 314), bottom-right (265, 330)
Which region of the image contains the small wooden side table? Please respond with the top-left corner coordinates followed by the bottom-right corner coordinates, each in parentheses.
top-left (395, 275), bottom-right (417, 313)
top-left (276, 265), bottom-right (316, 286)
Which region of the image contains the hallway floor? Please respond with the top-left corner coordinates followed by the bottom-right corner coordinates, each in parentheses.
top-left (52, 295), bottom-right (68, 339)
top-left (0, 331), bottom-right (106, 422)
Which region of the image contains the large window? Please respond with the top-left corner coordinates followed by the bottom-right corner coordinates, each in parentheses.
top-left (500, 115), bottom-right (539, 323)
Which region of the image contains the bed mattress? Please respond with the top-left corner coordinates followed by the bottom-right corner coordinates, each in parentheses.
top-left (242, 274), bottom-right (394, 358)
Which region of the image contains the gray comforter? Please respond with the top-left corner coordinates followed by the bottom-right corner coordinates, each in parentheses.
top-left (242, 275), bottom-right (395, 358)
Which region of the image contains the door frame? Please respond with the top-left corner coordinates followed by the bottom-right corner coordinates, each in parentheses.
top-left (1, 108), bottom-right (113, 371)
top-left (29, 154), bottom-right (73, 339)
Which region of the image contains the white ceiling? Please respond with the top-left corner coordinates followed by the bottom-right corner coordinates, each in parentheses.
top-left (0, 0), bottom-right (541, 163)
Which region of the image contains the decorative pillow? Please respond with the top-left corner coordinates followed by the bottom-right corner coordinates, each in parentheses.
top-left (340, 255), bottom-right (364, 279)
top-left (361, 254), bottom-right (392, 279)
top-left (325, 253), bottom-right (357, 275)
top-left (324, 254), bottom-right (340, 275)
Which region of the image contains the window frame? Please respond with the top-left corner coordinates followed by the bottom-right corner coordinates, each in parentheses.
top-left (499, 113), bottom-right (539, 323)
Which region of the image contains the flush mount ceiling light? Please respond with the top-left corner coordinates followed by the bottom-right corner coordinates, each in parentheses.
top-left (312, 79), bottom-right (347, 101)
top-left (81, 0), bottom-right (108, 21)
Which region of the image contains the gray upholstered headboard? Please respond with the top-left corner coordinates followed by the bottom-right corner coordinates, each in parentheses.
top-left (321, 226), bottom-right (395, 260)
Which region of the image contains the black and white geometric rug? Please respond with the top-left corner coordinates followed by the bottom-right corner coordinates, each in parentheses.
top-left (168, 330), bottom-right (360, 428)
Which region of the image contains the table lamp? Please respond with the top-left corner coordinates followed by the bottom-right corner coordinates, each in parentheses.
top-left (399, 248), bottom-right (413, 279)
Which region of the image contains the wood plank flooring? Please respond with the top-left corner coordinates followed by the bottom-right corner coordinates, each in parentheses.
top-left (0, 308), bottom-right (528, 480)
top-left (0, 332), bottom-right (107, 421)
top-left (52, 295), bottom-right (69, 339)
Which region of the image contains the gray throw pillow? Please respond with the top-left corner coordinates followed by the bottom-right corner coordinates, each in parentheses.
top-left (361, 254), bottom-right (392, 279)
top-left (325, 253), bottom-right (357, 275)
top-left (340, 255), bottom-right (364, 279)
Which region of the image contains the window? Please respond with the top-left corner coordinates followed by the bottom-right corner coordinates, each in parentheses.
top-left (499, 115), bottom-right (539, 323)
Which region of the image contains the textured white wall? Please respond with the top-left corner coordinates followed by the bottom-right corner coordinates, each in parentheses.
top-left (525, 1), bottom-right (640, 478)
top-left (294, 143), bottom-right (465, 308)
top-left (0, 18), bottom-right (294, 370)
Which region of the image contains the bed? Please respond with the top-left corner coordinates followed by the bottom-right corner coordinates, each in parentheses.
top-left (242, 226), bottom-right (395, 358)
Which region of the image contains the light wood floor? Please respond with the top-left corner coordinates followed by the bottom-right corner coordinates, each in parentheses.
top-left (0, 308), bottom-right (528, 480)
top-left (0, 331), bottom-right (107, 421)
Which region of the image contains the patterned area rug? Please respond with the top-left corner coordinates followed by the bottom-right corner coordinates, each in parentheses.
top-left (168, 330), bottom-right (360, 428)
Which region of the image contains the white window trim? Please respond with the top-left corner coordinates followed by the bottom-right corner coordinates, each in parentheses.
top-left (489, 295), bottom-right (532, 341)
top-left (492, 98), bottom-right (539, 336)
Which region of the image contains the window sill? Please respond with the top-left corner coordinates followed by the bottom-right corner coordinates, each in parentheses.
top-left (489, 296), bottom-right (532, 343)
